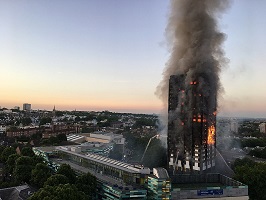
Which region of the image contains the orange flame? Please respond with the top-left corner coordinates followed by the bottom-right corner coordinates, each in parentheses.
top-left (207, 125), bottom-right (215, 145)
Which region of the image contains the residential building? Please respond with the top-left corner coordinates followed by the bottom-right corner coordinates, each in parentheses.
top-left (6, 127), bottom-right (40, 137)
top-left (0, 125), bottom-right (6, 134)
top-left (259, 122), bottom-right (266, 133)
top-left (168, 75), bottom-right (216, 174)
top-left (23, 103), bottom-right (31, 111)
top-left (230, 119), bottom-right (239, 133)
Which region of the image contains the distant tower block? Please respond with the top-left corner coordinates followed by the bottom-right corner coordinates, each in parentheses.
top-left (167, 75), bottom-right (217, 174)
top-left (23, 103), bottom-right (31, 111)
top-left (230, 119), bottom-right (239, 133)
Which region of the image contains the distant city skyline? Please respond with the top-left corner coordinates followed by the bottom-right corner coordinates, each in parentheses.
top-left (1, 0), bottom-right (266, 118)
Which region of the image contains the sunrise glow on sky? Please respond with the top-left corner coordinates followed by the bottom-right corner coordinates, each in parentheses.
top-left (1, 0), bottom-right (266, 117)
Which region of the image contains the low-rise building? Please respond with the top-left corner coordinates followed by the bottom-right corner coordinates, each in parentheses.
top-left (6, 127), bottom-right (40, 137)
top-left (32, 146), bottom-right (248, 200)
top-left (0, 125), bottom-right (6, 134)
top-left (33, 146), bottom-right (151, 199)
top-left (147, 168), bottom-right (171, 199)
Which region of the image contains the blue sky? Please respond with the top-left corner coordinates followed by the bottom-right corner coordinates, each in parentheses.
top-left (0, 0), bottom-right (266, 117)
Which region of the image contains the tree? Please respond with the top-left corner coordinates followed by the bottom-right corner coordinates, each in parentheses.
top-left (234, 163), bottom-right (266, 200)
top-left (133, 117), bottom-right (157, 128)
top-left (31, 163), bottom-right (52, 188)
top-left (232, 157), bottom-right (256, 171)
top-left (48, 136), bottom-right (60, 145)
top-left (13, 156), bottom-right (35, 183)
top-left (32, 155), bottom-right (44, 165)
top-left (21, 147), bottom-right (35, 157)
top-left (75, 172), bottom-right (97, 199)
top-left (39, 117), bottom-right (52, 126)
top-left (56, 164), bottom-right (76, 184)
top-left (7, 126), bottom-right (18, 132)
top-left (6, 154), bottom-right (20, 174)
top-left (55, 111), bottom-right (64, 117)
top-left (15, 135), bottom-right (29, 143)
top-left (1, 147), bottom-right (16, 163)
top-left (28, 184), bottom-right (87, 200)
top-left (75, 116), bottom-right (81, 122)
top-left (56, 134), bottom-right (67, 142)
top-left (0, 145), bottom-right (6, 156)
top-left (30, 132), bottom-right (42, 140)
top-left (249, 147), bottom-right (266, 159)
top-left (21, 117), bottom-right (32, 126)
top-left (44, 174), bottom-right (69, 187)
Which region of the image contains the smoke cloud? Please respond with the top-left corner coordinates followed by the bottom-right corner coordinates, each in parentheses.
top-left (156, 0), bottom-right (230, 110)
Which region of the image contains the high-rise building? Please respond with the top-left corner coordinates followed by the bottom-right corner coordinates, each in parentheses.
top-left (259, 123), bottom-right (266, 133)
top-left (23, 103), bottom-right (31, 111)
top-left (230, 119), bottom-right (239, 133)
top-left (167, 75), bottom-right (216, 174)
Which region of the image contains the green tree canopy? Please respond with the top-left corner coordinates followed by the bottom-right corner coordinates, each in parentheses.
top-left (6, 154), bottom-right (20, 174)
top-left (133, 117), bottom-right (157, 128)
top-left (39, 117), bottom-right (52, 126)
top-left (21, 147), bottom-right (35, 157)
top-left (248, 147), bottom-right (266, 159)
top-left (13, 156), bottom-right (35, 183)
top-left (1, 147), bottom-right (16, 163)
top-left (32, 155), bottom-right (44, 165)
top-left (56, 164), bottom-right (76, 184)
top-left (29, 184), bottom-right (87, 200)
top-left (44, 174), bottom-right (69, 187)
top-left (75, 172), bottom-right (97, 199)
top-left (232, 157), bottom-right (256, 171)
top-left (31, 163), bottom-right (52, 188)
top-left (0, 146), bottom-right (6, 156)
top-left (55, 111), bottom-right (64, 117)
top-left (21, 117), bottom-right (32, 126)
top-left (56, 134), bottom-right (67, 142)
top-left (234, 163), bottom-right (266, 200)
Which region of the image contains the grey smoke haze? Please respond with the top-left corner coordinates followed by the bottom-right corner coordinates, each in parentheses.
top-left (156, 0), bottom-right (230, 111)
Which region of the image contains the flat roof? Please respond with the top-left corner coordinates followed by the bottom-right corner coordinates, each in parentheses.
top-left (51, 159), bottom-right (145, 191)
top-left (56, 146), bottom-right (150, 174)
top-left (33, 146), bottom-right (57, 153)
top-left (67, 134), bottom-right (85, 141)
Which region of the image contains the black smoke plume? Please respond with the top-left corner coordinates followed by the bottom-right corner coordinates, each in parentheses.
top-left (156, 0), bottom-right (229, 112)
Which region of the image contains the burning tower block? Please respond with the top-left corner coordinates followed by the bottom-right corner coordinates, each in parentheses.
top-left (167, 75), bottom-right (216, 174)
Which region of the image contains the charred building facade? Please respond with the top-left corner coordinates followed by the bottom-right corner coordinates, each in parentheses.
top-left (167, 75), bottom-right (217, 174)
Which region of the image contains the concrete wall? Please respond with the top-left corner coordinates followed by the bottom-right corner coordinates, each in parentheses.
top-left (171, 187), bottom-right (248, 200)
top-left (187, 197), bottom-right (248, 200)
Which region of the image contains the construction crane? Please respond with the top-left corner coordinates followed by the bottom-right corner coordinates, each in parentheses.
top-left (140, 134), bottom-right (159, 164)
